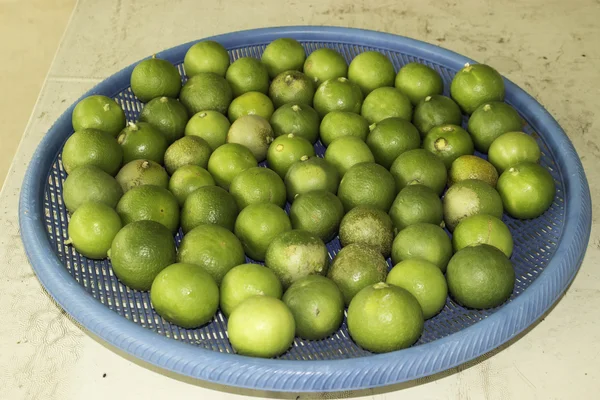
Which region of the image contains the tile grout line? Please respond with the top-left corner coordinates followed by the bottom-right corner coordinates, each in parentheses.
top-left (0, 0), bottom-right (81, 196)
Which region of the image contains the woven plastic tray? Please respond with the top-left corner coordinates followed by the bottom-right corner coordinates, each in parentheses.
top-left (19, 26), bottom-right (592, 392)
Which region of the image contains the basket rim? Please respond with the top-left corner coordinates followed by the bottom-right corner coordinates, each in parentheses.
top-left (18, 25), bottom-right (592, 392)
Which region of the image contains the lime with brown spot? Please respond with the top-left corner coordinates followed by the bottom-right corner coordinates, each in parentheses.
top-left (449, 155), bottom-right (498, 187)
top-left (269, 70), bottom-right (315, 108)
top-left (115, 159), bottom-right (169, 192)
top-left (423, 124), bottom-right (474, 169)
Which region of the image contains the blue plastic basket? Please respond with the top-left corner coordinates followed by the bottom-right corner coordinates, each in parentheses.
top-left (19, 26), bottom-right (592, 392)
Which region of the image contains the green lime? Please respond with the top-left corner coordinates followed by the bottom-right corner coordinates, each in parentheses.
top-left (387, 259), bottom-right (447, 319)
top-left (139, 97), bottom-right (189, 144)
top-left (348, 282), bottom-right (423, 352)
top-left (179, 72), bottom-right (233, 115)
top-left (303, 48), bottom-right (348, 86)
top-left (224, 118), bottom-right (273, 162)
top-left (361, 87), bottom-right (413, 124)
top-left (391, 223), bottom-right (452, 272)
top-left (168, 165), bottom-right (215, 206)
top-left (110, 220), bottom-right (176, 291)
top-left (181, 185), bottom-right (238, 233)
top-left (163, 135), bottom-right (212, 175)
top-left (207, 143), bottom-right (258, 189)
top-left (319, 111), bottom-right (369, 146)
top-left (389, 185), bottom-right (443, 232)
top-left (226, 115), bottom-right (274, 162)
top-left (228, 296), bottom-right (295, 358)
top-left (467, 102), bottom-right (523, 153)
top-left (348, 51), bottom-right (395, 96)
top-left (289, 190), bottom-right (344, 243)
top-left (324, 136), bottom-right (375, 176)
top-left (497, 162), bottom-right (555, 219)
top-left (327, 243), bottom-right (388, 306)
top-left (220, 264), bottom-right (283, 317)
top-left (412, 95), bottom-right (462, 137)
top-left (423, 124), bottom-right (474, 169)
top-left (151, 263), bottom-right (219, 328)
top-left (268, 70), bottom-right (315, 108)
top-left (390, 149), bottom-right (447, 195)
top-left (313, 77), bottom-right (363, 117)
top-left (283, 275), bottom-right (345, 340)
top-left (270, 103), bottom-right (320, 143)
top-left (115, 159), bottom-right (169, 192)
top-left (443, 179), bottom-right (503, 231)
top-left (130, 56), bottom-right (181, 103)
top-left (234, 203), bottom-right (292, 261)
top-left (63, 165), bottom-right (123, 213)
top-left (265, 230), bottom-right (329, 288)
top-left (266, 134), bottom-right (315, 179)
top-left (284, 156), bottom-right (340, 202)
top-left (488, 131), bottom-right (541, 173)
top-left (337, 162), bottom-right (396, 212)
top-left (338, 206), bottom-right (394, 257)
top-left (366, 117), bottom-right (421, 169)
top-left (261, 38), bottom-right (306, 78)
top-left (116, 185), bottom-right (180, 233)
top-left (227, 91), bottom-right (274, 122)
top-left (446, 244), bottom-right (515, 309)
top-left (177, 224), bottom-right (246, 284)
top-left (72, 95), bottom-right (126, 137)
top-left (453, 214), bottom-right (513, 257)
top-left (395, 62), bottom-right (443, 106)
top-left (184, 41), bottom-right (230, 77)
top-left (184, 110), bottom-right (231, 151)
top-left (450, 63), bottom-right (505, 114)
top-left (449, 155), bottom-right (498, 187)
top-left (68, 202), bottom-right (122, 259)
top-left (229, 167), bottom-right (286, 209)
top-left (225, 57), bottom-right (270, 97)
top-left (117, 122), bottom-right (168, 164)
top-left (62, 128), bottom-right (123, 176)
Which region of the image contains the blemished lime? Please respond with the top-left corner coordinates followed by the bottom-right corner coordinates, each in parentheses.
top-left (227, 296), bottom-right (295, 358)
top-left (449, 155), bottom-right (498, 187)
top-left (68, 202), bottom-right (122, 259)
top-left (338, 206), bottom-right (394, 258)
top-left (446, 244), bottom-right (515, 309)
top-left (267, 134), bottom-right (315, 179)
top-left (181, 185), bottom-right (238, 233)
top-left (423, 124), bottom-right (474, 169)
top-left (347, 283), bottom-right (424, 353)
top-left (390, 149), bottom-right (447, 195)
top-left (115, 159), bottom-right (169, 193)
top-left (130, 56), bottom-right (181, 103)
top-left (327, 243), bottom-right (388, 306)
top-left (497, 162), bottom-right (555, 219)
top-left (163, 135), bottom-right (212, 175)
top-left (289, 190), bottom-right (345, 243)
top-left (109, 220), bottom-right (176, 291)
top-left (62, 128), bottom-right (123, 176)
top-left (226, 115), bottom-right (274, 162)
top-left (269, 70), bottom-right (315, 108)
top-left (261, 38), bottom-right (306, 78)
top-left (443, 179), bottom-right (503, 231)
top-left (453, 214), bottom-right (513, 257)
top-left (303, 48), bottom-right (348, 86)
top-left (391, 223), bottom-right (453, 272)
top-left (282, 275), bottom-right (345, 340)
top-left (72, 95), bottom-right (126, 137)
top-left (220, 263), bottom-right (283, 317)
top-left (184, 110), bottom-right (231, 151)
top-left (395, 62), bottom-right (443, 106)
top-left (184, 40), bottom-right (230, 77)
top-left (387, 259), bottom-right (448, 319)
top-left (177, 224), bottom-right (246, 284)
top-left (62, 165), bottom-right (123, 213)
top-left (151, 263), bottom-right (219, 328)
top-left (139, 97), bottom-right (189, 144)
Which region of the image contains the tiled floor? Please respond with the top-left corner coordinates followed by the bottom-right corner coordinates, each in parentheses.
top-left (0, 0), bottom-right (76, 187)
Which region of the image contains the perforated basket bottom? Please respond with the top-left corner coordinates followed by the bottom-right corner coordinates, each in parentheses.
top-left (43, 41), bottom-right (564, 361)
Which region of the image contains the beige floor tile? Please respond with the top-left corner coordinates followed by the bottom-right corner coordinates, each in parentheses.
top-left (0, 0), bottom-right (76, 188)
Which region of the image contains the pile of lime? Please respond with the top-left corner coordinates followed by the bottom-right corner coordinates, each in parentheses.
top-left (61, 38), bottom-right (555, 357)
